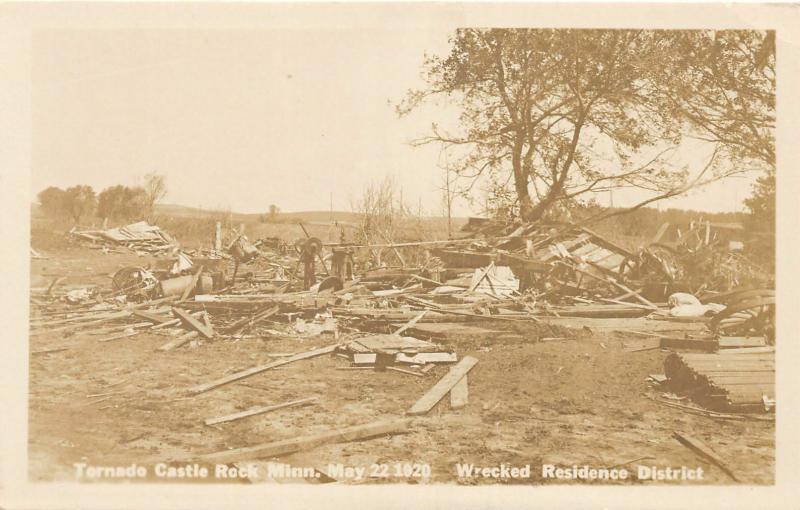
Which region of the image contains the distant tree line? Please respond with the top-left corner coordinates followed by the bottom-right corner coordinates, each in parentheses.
top-left (37, 173), bottom-right (167, 225)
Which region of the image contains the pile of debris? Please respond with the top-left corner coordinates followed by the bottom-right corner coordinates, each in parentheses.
top-left (69, 221), bottom-right (178, 254)
top-left (30, 217), bottom-right (776, 465)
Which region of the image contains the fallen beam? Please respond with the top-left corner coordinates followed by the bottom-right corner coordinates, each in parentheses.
top-left (450, 374), bottom-right (469, 409)
top-left (672, 431), bottom-right (739, 481)
top-left (392, 310), bottom-right (428, 336)
top-left (204, 397), bottom-right (318, 426)
top-left (189, 344), bottom-right (338, 394)
top-left (199, 418), bottom-right (410, 463)
top-left (133, 310), bottom-right (173, 324)
top-left (180, 265), bottom-right (204, 302)
top-left (172, 307), bottom-right (214, 339)
top-left (407, 356), bottom-right (478, 415)
top-left (159, 331), bottom-right (199, 351)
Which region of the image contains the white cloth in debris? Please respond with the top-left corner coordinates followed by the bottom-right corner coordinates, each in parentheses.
top-left (667, 292), bottom-right (701, 307)
top-left (669, 302), bottom-right (726, 317)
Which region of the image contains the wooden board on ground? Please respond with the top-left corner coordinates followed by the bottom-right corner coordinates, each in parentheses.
top-left (189, 344), bottom-right (337, 394)
top-left (132, 310), bottom-right (173, 324)
top-left (159, 331), bottom-right (199, 352)
top-left (673, 431), bottom-right (739, 481)
top-left (172, 307), bottom-right (214, 339)
top-left (719, 336), bottom-right (767, 348)
top-left (205, 397), bottom-right (318, 425)
top-left (199, 418), bottom-right (411, 463)
top-left (180, 265), bottom-right (204, 302)
top-left (660, 336), bottom-right (718, 351)
top-left (450, 374), bottom-right (469, 409)
top-left (407, 356), bottom-right (478, 415)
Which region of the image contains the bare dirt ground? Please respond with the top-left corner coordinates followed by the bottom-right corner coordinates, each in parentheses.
top-left (28, 248), bottom-right (774, 485)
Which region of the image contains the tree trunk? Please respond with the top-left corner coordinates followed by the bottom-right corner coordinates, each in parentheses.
top-left (511, 137), bottom-right (535, 220)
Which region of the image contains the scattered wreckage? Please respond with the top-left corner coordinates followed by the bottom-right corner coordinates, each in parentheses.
top-left (69, 221), bottom-right (178, 254)
top-left (29, 216), bottom-right (776, 465)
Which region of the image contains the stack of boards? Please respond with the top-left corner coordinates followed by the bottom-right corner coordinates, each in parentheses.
top-left (664, 348), bottom-right (774, 412)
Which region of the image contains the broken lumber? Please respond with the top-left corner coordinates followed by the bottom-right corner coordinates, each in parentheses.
top-left (189, 344), bottom-right (338, 394)
top-left (159, 331), bottom-right (199, 351)
top-left (172, 307), bottom-right (214, 339)
top-left (672, 431), bottom-right (739, 481)
top-left (180, 265), bottom-right (204, 302)
top-left (392, 310), bottom-right (428, 336)
top-left (204, 397), bottom-right (318, 426)
top-left (151, 310), bottom-right (204, 330)
top-left (133, 310), bottom-right (173, 324)
top-left (225, 305), bottom-right (280, 335)
top-left (199, 418), bottom-right (410, 463)
top-left (660, 336), bottom-right (718, 351)
top-left (407, 356), bottom-right (478, 415)
top-left (450, 374), bottom-right (469, 409)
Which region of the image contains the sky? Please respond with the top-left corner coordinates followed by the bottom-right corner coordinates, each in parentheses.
top-left (31, 28), bottom-right (759, 217)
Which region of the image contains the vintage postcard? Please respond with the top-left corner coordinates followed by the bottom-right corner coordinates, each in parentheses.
top-left (1, 2), bottom-right (798, 509)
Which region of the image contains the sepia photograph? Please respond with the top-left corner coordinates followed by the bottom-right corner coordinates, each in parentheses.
top-left (1, 2), bottom-right (798, 509)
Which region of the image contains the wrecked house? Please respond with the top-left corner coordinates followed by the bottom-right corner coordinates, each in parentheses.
top-left (69, 221), bottom-right (178, 253)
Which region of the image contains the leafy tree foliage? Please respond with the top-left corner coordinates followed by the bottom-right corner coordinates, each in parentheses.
top-left (37, 186), bottom-right (68, 218)
top-left (97, 185), bottom-right (148, 222)
top-left (399, 29), bottom-right (775, 222)
top-left (743, 168), bottom-right (775, 231)
top-left (64, 185), bottom-right (97, 224)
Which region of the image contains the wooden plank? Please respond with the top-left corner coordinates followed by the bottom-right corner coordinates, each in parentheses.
top-left (660, 336), bottom-right (719, 351)
top-left (407, 356), bottom-right (478, 415)
top-left (30, 310), bottom-right (133, 335)
top-left (602, 298), bottom-right (659, 311)
top-left (172, 307), bottom-right (214, 339)
top-left (133, 310), bottom-right (173, 324)
top-left (681, 352), bottom-right (774, 359)
top-left (683, 359), bottom-right (774, 367)
top-left (225, 305), bottom-right (280, 334)
top-left (99, 330), bottom-right (141, 343)
top-left (672, 432), bottom-right (739, 481)
top-left (607, 279), bottom-right (659, 309)
top-left (205, 397), bottom-right (318, 426)
top-left (151, 310), bottom-right (204, 330)
top-left (199, 418), bottom-right (410, 463)
top-left (189, 344), bottom-right (337, 394)
top-left (393, 310), bottom-right (428, 336)
top-left (159, 331), bottom-right (198, 351)
top-left (180, 265), bottom-right (204, 302)
top-left (719, 337), bottom-right (767, 348)
top-left (716, 346), bottom-right (774, 354)
top-left (699, 369), bottom-right (775, 375)
top-left (450, 374), bottom-right (469, 409)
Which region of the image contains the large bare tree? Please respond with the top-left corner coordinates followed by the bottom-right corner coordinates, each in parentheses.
top-left (398, 29), bottom-right (775, 222)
